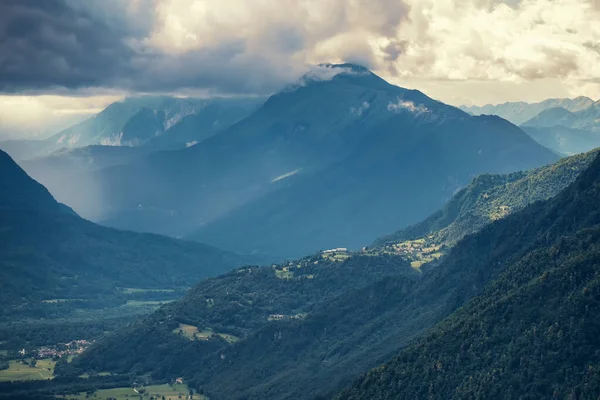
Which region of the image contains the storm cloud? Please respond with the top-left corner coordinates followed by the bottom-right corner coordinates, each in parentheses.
top-left (0, 0), bottom-right (599, 103)
top-left (0, 0), bottom-right (141, 91)
top-left (0, 0), bottom-right (410, 95)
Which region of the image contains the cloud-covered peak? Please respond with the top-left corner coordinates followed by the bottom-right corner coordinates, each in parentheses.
top-left (319, 63), bottom-right (372, 74)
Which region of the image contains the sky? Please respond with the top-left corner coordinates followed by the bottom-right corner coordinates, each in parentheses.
top-left (1, 0), bottom-right (599, 138)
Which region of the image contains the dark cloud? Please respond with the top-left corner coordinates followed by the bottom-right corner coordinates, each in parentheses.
top-left (0, 0), bottom-right (140, 92)
top-left (0, 0), bottom-right (296, 95)
top-left (381, 40), bottom-right (408, 62)
top-left (584, 41), bottom-right (600, 55)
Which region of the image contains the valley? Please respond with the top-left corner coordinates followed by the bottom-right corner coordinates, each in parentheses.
top-left (1, 17), bottom-right (599, 398)
top-left (0, 148), bottom-right (590, 399)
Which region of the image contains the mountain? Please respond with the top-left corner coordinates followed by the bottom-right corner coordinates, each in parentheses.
top-left (523, 102), bottom-right (600, 132)
top-left (10, 146), bottom-right (162, 220)
top-left (460, 96), bottom-right (595, 125)
top-left (338, 153), bottom-right (600, 400)
top-left (522, 106), bottom-right (580, 127)
top-left (0, 96), bottom-right (263, 163)
top-left (143, 98), bottom-right (265, 150)
top-left (45, 96), bottom-right (262, 150)
top-left (374, 148), bottom-right (598, 249)
top-left (80, 64), bottom-right (558, 258)
top-left (67, 157), bottom-right (599, 400)
top-left (0, 149), bottom-right (253, 308)
top-left (461, 98), bottom-right (600, 155)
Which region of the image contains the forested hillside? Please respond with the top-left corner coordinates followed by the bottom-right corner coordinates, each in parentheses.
top-left (338, 153), bottom-right (600, 400)
top-left (375, 149), bottom-right (598, 249)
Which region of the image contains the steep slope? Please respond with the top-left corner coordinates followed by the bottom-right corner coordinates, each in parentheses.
top-left (0, 150), bottom-right (252, 307)
top-left (521, 125), bottom-right (600, 155)
top-left (13, 145), bottom-right (161, 220)
top-left (90, 64), bottom-right (556, 257)
top-left (47, 96), bottom-right (167, 148)
top-left (337, 154), bottom-right (600, 400)
top-left (144, 97), bottom-right (264, 149)
top-left (460, 96), bottom-right (594, 125)
top-left (375, 149), bottom-right (598, 249)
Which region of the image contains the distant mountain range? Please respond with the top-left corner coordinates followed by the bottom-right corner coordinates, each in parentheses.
top-left (0, 149), bottom-right (253, 309)
top-left (0, 96), bottom-right (263, 162)
top-left (522, 100), bottom-right (600, 132)
top-left (519, 101), bottom-right (600, 155)
top-left (68, 147), bottom-right (600, 400)
top-left (18, 64), bottom-right (557, 259)
top-left (460, 96), bottom-right (595, 125)
top-left (47, 96), bottom-right (264, 149)
top-left (462, 97), bottom-right (600, 155)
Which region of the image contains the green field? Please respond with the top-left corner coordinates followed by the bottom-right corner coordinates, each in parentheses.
top-left (119, 287), bottom-right (180, 294)
top-left (274, 267), bottom-right (294, 279)
top-left (62, 383), bottom-right (205, 400)
top-left (42, 299), bottom-right (85, 303)
top-left (173, 324), bottom-right (239, 343)
top-left (125, 300), bottom-right (172, 307)
top-left (78, 371), bottom-right (112, 379)
top-left (0, 359), bottom-right (55, 381)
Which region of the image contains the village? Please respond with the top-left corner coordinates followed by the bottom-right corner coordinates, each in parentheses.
top-left (375, 238), bottom-right (445, 268)
top-left (33, 339), bottom-right (94, 359)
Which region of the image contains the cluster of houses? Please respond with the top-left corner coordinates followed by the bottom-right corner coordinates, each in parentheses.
top-left (268, 313), bottom-right (306, 321)
top-left (36, 339), bottom-right (93, 359)
top-left (322, 247), bottom-right (348, 254)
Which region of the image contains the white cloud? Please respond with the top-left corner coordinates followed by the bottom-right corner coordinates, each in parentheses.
top-left (117, 0), bottom-right (600, 104)
top-left (351, 101), bottom-right (371, 116)
top-left (387, 99), bottom-right (429, 114)
top-left (144, 0), bottom-right (600, 88)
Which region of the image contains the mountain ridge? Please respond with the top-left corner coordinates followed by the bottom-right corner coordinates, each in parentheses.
top-left (374, 148), bottom-right (599, 250)
top-left (337, 152), bottom-right (600, 400)
top-left (461, 96), bottom-right (595, 125)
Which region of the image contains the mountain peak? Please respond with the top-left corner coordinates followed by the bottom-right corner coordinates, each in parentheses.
top-left (279, 62), bottom-right (390, 94)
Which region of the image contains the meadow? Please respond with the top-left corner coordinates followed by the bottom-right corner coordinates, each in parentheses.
top-left (61, 383), bottom-right (205, 400)
top-left (0, 359), bottom-right (55, 381)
